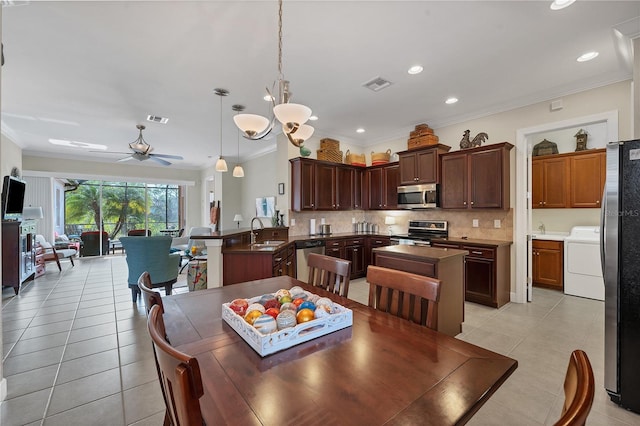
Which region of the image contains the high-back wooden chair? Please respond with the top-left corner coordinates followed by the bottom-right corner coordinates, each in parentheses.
top-left (148, 304), bottom-right (204, 426)
top-left (307, 253), bottom-right (352, 297)
top-left (554, 350), bottom-right (595, 426)
top-left (138, 272), bottom-right (164, 314)
top-left (366, 266), bottom-right (441, 330)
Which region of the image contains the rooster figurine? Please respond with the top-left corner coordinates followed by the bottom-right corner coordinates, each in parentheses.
top-left (459, 130), bottom-right (489, 149)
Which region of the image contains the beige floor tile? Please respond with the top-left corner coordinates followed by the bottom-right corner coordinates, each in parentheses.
top-left (122, 380), bottom-right (165, 425)
top-left (43, 393), bottom-right (125, 426)
top-left (0, 387), bottom-right (51, 426)
top-left (47, 367), bottom-right (122, 416)
top-left (62, 333), bottom-right (118, 361)
top-left (56, 348), bottom-right (120, 384)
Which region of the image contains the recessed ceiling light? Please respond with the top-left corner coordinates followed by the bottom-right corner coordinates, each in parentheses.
top-left (408, 65), bottom-right (423, 75)
top-left (577, 51), bottom-right (599, 62)
top-left (550, 0), bottom-right (576, 10)
top-left (263, 94), bottom-right (275, 102)
top-left (445, 97), bottom-right (459, 105)
top-left (49, 139), bottom-right (107, 150)
top-left (309, 115), bottom-right (318, 121)
top-left (356, 128), bottom-right (365, 133)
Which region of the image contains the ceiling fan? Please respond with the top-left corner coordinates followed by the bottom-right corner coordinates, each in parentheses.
top-left (100, 125), bottom-right (183, 166)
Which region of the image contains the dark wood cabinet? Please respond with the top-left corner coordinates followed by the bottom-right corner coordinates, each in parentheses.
top-left (324, 238), bottom-right (345, 259)
top-left (431, 239), bottom-right (511, 308)
top-left (570, 149), bottom-right (605, 208)
top-left (532, 239), bottom-right (563, 290)
top-left (223, 243), bottom-right (296, 285)
top-left (367, 163), bottom-right (399, 210)
top-left (291, 158), bottom-right (363, 211)
top-left (532, 156), bottom-right (568, 208)
top-left (398, 144), bottom-right (451, 185)
top-left (366, 235), bottom-right (390, 268)
top-left (344, 237), bottom-right (365, 279)
top-left (2, 220), bottom-right (37, 294)
top-left (440, 142), bottom-right (513, 210)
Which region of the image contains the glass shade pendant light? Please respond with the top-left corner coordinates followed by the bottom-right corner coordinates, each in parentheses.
top-left (129, 124), bottom-right (152, 154)
top-left (214, 88), bottom-right (228, 172)
top-left (232, 104), bottom-right (245, 178)
top-left (233, 0), bottom-right (313, 148)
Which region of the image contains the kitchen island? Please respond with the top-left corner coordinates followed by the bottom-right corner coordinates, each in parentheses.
top-left (372, 245), bottom-right (468, 336)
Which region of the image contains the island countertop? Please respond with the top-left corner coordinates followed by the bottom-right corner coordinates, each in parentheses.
top-left (372, 244), bottom-right (468, 261)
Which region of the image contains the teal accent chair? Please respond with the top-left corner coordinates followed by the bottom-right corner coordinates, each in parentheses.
top-left (120, 236), bottom-right (180, 302)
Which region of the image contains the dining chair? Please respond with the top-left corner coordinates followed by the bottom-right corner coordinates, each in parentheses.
top-left (148, 304), bottom-right (204, 426)
top-left (307, 253), bottom-right (352, 297)
top-left (366, 265), bottom-right (441, 330)
top-left (138, 271), bottom-right (164, 313)
top-left (554, 349), bottom-right (595, 426)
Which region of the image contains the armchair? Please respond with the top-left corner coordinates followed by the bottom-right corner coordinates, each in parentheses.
top-left (80, 231), bottom-right (110, 256)
top-left (119, 236), bottom-right (180, 302)
top-left (35, 234), bottom-right (76, 271)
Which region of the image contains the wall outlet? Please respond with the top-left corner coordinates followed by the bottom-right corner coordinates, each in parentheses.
top-left (494, 219), bottom-right (501, 228)
top-left (321, 217), bottom-right (326, 225)
top-left (472, 219), bottom-right (479, 228)
top-left (290, 218), bottom-right (295, 226)
top-left (352, 217), bottom-right (356, 224)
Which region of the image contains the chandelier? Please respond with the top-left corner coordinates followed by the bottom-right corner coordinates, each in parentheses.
top-left (233, 0), bottom-right (314, 148)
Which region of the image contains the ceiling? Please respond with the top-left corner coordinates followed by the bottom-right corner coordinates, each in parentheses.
top-left (2, 1), bottom-right (639, 170)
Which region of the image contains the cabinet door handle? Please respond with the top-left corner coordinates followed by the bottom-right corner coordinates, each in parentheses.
top-left (470, 201), bottom-right (474, 205)
top-left (543, 201), bottom-right (546, 205)
top-left (471, 251), bottom-right (483, 255)
top-left (274, 257), bottom-right (283, 262)
top-left (596, 200), bottom-right (600, 204)
top-left (353, 248), bottom-right (358, 252)
top-left (286, 261), bottom-right (292, 266)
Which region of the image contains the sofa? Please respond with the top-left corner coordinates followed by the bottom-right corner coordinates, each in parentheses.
top-left (80, 231), bottom-right (110, 256)
top-left (119, 236), bottom-right (180, 302)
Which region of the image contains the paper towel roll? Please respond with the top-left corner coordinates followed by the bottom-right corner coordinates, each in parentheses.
top-left (310, 218), bottom-right (316, 235)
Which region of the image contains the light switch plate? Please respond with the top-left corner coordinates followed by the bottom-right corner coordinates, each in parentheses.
top-left (494, 219), bottom-right (501, 228)
top-left (472, 219), bottom-right (479, 228)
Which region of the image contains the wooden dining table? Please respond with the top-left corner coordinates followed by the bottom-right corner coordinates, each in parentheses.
top-left (162, 276), bottom-right (517, 425)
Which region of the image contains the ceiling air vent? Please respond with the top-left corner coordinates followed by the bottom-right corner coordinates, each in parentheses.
top-left (362, 76), bottom-right (393, 92)
top-left (146, 115), bottom-right (169, 124)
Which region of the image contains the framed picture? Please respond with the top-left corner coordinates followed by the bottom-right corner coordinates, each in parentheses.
top-left (278, 182), bottom-right (285, 195)
top-left (255, 196), bottom-right (276, 218)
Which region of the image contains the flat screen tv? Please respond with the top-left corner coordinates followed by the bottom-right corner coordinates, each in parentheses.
top-left (2, 175), bottom-right (26, 221)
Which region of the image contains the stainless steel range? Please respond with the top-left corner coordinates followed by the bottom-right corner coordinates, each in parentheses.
top-left (390, 220), bottom-right (448, 246)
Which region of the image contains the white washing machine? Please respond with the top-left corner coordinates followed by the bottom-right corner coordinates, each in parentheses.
top-left (564, 226), bottom-right (604, 300)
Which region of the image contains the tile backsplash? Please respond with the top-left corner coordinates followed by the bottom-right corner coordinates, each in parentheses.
top-left (289, 209), bottom-right (513, 241)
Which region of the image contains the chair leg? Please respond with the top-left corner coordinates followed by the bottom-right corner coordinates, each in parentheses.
top-left (165, 283), bottom-right (173, 296)
top-left (131, 286), bottom-right (140, 302)
top-left (55, 257), bottom-right (62, 271)
top-left (68, 256), bottom-right (75, 266)
top-left (163, 410), bottom-right (171, 426)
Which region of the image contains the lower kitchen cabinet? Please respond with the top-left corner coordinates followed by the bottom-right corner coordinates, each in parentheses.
top-left (431, 239), bottom-right (511, 308)
top-left (325, 238), bottom-right (345, 259)
top-left (223, 243), bottom-right (296, 285)
top-left (344, 237), bottom-right (365, 279)
top-left (532, 239), bottom-right (563, 290)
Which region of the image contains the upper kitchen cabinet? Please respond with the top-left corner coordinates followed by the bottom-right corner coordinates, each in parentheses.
top-left (398, 144), bottom-right (451, 185)
top-left (532, 156), bottom-right (568, 208)
top-left (531, 148), bottom-right (605, 209)
top-left (367, 162), bottom-right (399, 210)
top-left (440, 142), bottom-right (513, 210)
top-left (569, 149), bottom-right (605, 208)
top-left (290, 158), bottom-right (362, 211)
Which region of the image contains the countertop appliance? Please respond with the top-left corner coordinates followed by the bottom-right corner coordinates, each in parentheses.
top-left (397, 183), bottom-right (439, 209)
top-left (295, 239), bottom-right (325, 281)
top-left (390, 220), bottom-right (448, 246)
top-left (564, 226), bottom-right (603, 300)
top-left (603, 139), bottom-right (640, 413)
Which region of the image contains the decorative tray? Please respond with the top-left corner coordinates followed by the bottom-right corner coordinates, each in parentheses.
top-left (222, 290), bottom-right (353, 357)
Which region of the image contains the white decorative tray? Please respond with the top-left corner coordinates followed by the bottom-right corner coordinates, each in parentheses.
top-left (222, 294), bottom-right (353, 357)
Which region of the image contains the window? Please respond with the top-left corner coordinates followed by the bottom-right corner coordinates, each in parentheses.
top-left (65, 180), bottom-right (182, 240)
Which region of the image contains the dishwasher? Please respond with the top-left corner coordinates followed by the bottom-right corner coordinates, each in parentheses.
top-left (295, 240), bottom-right (325, 280)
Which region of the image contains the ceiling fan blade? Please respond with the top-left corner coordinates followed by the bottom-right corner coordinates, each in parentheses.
top-left (117, 156), bottom-right (135, 162)
top-left (90, 150), bottom-right (133, 155)
top-left (150, 153), bottom-right (183, 160)
top-left (148, 156), bottom-right (171, 166)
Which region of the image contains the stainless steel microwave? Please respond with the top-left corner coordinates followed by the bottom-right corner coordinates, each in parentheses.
top-left (397, 183), bottom-right (439, 209)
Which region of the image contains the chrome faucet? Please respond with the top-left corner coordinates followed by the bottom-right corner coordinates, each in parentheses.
top-left (538, 222), bottom-right (546, 234)
top-left (250, 217), bottom-right (264, 244)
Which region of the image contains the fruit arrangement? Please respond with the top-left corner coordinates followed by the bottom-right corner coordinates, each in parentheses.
top-left (228, 286), bottom-right (340, 335)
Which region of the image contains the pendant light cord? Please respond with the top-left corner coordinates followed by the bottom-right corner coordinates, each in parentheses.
top-left (277, 0), bottom-right (283, 81)
top-left (219, 93), bottom-right (223, 157)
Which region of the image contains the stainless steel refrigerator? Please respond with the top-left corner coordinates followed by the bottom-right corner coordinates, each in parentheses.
top-left (603, 139), bottom-right (640, 413)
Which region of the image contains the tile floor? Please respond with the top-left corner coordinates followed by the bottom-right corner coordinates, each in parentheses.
top-left (1, 257), bottom-right (638, 425)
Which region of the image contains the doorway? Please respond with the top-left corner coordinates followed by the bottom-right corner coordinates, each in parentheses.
top-left (513, 110), bottom-right (618, 303)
